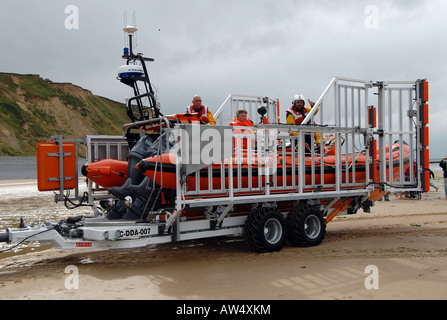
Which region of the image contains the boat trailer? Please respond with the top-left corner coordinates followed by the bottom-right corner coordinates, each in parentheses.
top-left (0, 26), bottom-right (430, 253)
top-left (0, 77), bottom-right (430, 253)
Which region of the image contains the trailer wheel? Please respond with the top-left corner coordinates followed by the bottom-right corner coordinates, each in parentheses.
top-left (244, 208), bottom-right (287, 253)
top-left (287, 205), bottom-right (326, 247)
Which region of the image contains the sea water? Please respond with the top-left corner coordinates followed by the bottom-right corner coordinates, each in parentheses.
top-left (0, 157), bottom-right (88, 256)
top-left (0, 156), bottom-right (86, 180)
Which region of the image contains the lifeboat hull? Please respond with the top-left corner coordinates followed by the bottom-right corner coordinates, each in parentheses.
top-left (81, 159), bottom-right (128, 188)
top-left (139, 143), bottom-right (410, 191)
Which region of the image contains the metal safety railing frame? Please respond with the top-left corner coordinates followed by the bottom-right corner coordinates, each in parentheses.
top-left (168, 123), bottom-right (374, 212)
top-left (170, 77), bottom-right (425, 211)
top-left (304, 77), bottom-right (423, 193)
top-left (84, 135), bottom-right (129, 212)
top-left (214, 94), bottom-right (279, 126)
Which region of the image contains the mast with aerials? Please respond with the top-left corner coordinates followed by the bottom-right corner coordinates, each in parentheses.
top-left (118, 14), bottom-right (161, 123)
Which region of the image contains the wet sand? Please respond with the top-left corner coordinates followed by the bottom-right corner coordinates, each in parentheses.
top-left (0, 179), bottom-right (446, 300)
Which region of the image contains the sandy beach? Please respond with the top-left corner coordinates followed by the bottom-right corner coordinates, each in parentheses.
top-left (0, 178), bottom-right (446, 301)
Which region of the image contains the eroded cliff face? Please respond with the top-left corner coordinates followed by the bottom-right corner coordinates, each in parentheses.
top-left (0, 73), bottom-right (129, 156)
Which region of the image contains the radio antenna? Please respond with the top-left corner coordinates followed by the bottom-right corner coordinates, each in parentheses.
top-left (133, 11), bottom-right (138, 48)
top-left (122, 11), bottom-right (138, 58)
top-left (123, 11), bottom-right (127, 47)
top-left (122, 11), bottom-right (139, 57)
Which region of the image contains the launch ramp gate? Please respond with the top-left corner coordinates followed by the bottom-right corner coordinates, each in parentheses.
top-left (171, 78), bottom-right (429, 208)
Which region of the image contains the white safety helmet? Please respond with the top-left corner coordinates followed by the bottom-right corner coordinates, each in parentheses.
top-left (292, 94), bottom-right (306, 105)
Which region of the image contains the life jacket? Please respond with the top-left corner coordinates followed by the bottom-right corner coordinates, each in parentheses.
top-left (229, 118), bottom-right (254, 150)
top-left (286, 107), bottom-right (321, 146)
top-left (286, 107), bottom-right (308, 125)
top-left (172, 113), bottom-right (201, 124)
top-left (229, 118), bottom-right (254, 128)
top-left (187, 105), bottom-right (210, 124)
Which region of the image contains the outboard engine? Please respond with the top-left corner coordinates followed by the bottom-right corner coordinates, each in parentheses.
top-left (107, 131), bottom-right (173, 219)
top-left (107, 134), bottom-right (158, 218)
top-left (106, 24), bottom-right (168, 220)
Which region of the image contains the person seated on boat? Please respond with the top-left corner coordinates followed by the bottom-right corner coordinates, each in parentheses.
top-left (286, 94), bottom-right (321, 152)
top-left (187, 95), bottom-right (216, 125)
top-left (229, 110), bottom-right (255, 150)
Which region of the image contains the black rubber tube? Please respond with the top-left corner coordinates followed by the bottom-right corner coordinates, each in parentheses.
top-left (0, 230), bottom-right (9, 243)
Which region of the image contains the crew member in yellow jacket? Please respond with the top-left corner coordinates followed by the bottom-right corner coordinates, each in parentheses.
top-left (187, 95), bottom-right (216, 125)
top-left (286, 94), bottom-right (321, 152)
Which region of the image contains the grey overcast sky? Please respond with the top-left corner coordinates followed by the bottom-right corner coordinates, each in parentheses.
top-left (0, 0), bottom-right (446, 158)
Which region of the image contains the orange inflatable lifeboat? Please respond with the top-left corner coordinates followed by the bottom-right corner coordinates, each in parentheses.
top-left (81, 159), bottom-right (128, 188)
top-left (138, 142), bottom-right (410, 191)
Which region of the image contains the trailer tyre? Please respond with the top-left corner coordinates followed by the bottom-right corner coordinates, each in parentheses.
top-left (244, 208), bottom-right (287, 253)
top-left (287, 205), bottom-right (326, 247)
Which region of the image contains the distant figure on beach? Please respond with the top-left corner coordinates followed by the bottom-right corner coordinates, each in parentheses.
top-left (427, 168), bottom-right (439, 192)
top-left (439, 157), bottom-right (447, 198)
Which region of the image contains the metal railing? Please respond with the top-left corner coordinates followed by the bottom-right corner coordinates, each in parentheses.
top-left (304, 77), bottom-right (421, 191)
top-left (214, 94), bottom-right (279, 126)
top-left (164, 123), bottom-right (374, 212)
top-left (85, 135), bottom-right (129, 210)
top-left (168, 78), bottom-right (423, 210)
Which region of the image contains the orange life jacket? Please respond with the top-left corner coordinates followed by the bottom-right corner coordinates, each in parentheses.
top-left (187, 105), bottom-right (210, 124)
top-left (286, 107), bottom-right (308, 125)
top-left (229, 118), bottom-right (254, 150)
